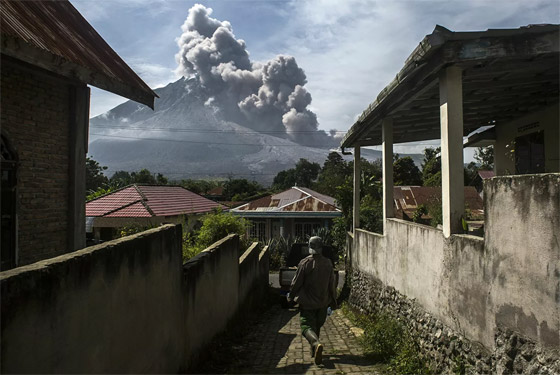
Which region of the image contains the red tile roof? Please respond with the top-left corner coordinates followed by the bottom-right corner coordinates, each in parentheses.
top-left (86, 185), bottom-right (224, 218)
top-left (478, 170), bottom-right (495, 179)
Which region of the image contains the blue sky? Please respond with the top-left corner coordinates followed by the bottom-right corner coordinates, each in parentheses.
top-left (72, 0), bottom-right (559, 153)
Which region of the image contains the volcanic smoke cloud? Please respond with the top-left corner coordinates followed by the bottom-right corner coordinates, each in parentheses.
top-left (175, 4), bottom-right (336, 147)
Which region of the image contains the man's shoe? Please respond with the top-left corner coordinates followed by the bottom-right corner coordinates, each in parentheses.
top-left (314, 343), bottom-right (323, 365)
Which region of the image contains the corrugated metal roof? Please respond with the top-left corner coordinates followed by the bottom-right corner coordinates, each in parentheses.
top-left (393, 186), bottom-right (483, 212)
top-left (233, 187), bottom-right (341, 214)
top-left (0, 0), bottom-right (157, 108)
top-left (86, 185), bottom-right (224, 218)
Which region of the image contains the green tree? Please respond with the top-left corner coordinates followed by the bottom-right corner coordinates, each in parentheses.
top-left (272, 158), bottom-right (320, 190)
top-left (85, 157), bottom-right (109, 193)
top-left (180, 179), bottom-right (219, 195)
top-left (421, 147), bottom-right (441, 187)
top-left (131, 169), bottom-right (157, 184)
top-left (223, 178), bottom-right (263, 201)
top-left (315, 152), bottom-right (350, 197)
top-left (109, 171), bottom-right (133, 187)
top-left (474, 146), bottom-right (494, 170)
top-left (393, 155), bottom-right (422, 186)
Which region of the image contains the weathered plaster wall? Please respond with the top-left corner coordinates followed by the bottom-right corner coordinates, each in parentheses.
top-left (1, 227), bottom-right (271, 373)
top-left (484, 174), bottom-right (559, 349)
top-left (353, 220), bottom-right (449, 326)
top-left (494, 103), bottom-right (559, 175)
top-left (349, 174), bottom-right (560, 373)
top-left (1, 225), bottom-right (185, 374)
top-left (239, 242), bottom-right (262, 306)
top-left (183, 234), bottom-right (240, 369)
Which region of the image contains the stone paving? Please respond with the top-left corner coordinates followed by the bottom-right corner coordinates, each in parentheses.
top-left (231, 304), bottom-right (385, 374)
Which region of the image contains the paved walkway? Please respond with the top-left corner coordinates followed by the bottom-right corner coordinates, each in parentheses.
top-left (230, 304), bottom-right (385, 374)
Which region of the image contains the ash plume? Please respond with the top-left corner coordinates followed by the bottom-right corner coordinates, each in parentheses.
top-left (175, 4), bottom-right (336, 147)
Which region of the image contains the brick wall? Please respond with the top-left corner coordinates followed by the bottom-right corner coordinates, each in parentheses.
top-left (1, 62), bottom-right (72, 265)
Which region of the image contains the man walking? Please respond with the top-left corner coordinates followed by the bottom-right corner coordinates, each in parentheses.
top-left (288, 236), bottom-right (337, 365)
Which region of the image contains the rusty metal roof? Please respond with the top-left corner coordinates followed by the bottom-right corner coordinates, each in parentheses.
top-left (232, 187), bottom-right (341, 216)
top-left (0, 0), bottom-right (157, 108)
top-left (393, 186), bottom-right (484, 215)
top-left (86, 185), bottom-right (224, 218)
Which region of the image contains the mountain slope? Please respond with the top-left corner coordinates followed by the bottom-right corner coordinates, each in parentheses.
top-left (88, 78), bottom-right (420, 185)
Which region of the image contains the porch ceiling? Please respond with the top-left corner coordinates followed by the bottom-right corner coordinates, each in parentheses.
top-left (341, 24), bottom-right (559, 148)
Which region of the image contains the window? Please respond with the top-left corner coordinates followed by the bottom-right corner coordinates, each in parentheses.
top-left (249, 221), bottom-right (266, 242)
top-left (515, 130), bottom-right (545, 174)
top-left (294, 222), bottom-right (321, 239)
top-left (1, 135), bottom-right (17, 271)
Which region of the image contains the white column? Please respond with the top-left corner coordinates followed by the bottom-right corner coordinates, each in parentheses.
top-left (353, 146), bottom-right (361, 233)
top-left (382, 118), bottom-right (394, 234)
top-left (439, 66), bottom-right (465, 237)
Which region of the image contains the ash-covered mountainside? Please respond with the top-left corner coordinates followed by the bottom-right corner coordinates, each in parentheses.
top-left (89, 78), bottom-right (422, 185)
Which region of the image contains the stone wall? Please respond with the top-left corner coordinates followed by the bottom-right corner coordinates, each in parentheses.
top-left (1, 61), bottom-right (71, 265)
top-left (348, 174), bottom-right (560, 374)
top-left (1, 226), bottom-right (271, 373)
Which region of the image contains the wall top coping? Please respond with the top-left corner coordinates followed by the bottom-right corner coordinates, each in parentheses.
top-left (259, 246), bottom-right (270, 261)
top-left (239, 242), bottom-right (260, 265)
top-left (0, 224), bottom-right (178, 281)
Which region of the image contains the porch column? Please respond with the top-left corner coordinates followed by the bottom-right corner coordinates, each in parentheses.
top-left (279, 218), bottom-right (285, 237)
top-left (382, 118), bottom-right (394, 234)
top-left (439, 66), bottom-right (465, 237)
top-left (353, 146), bottom-right (361, 233)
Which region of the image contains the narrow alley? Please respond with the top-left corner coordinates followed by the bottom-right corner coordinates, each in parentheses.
top-left (197, 287), bottom-right (385, 375)
top-left (234, 304), bottom-right (384, 374)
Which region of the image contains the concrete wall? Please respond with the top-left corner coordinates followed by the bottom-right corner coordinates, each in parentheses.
top-left (494, 103), bottom-right (559, 175)
top-left (349, 174), bottom-right (559, 373)
top-left (182, 234), bottom-right (240, 369)
top-left (1, 226), bottom-right (271, 373)
top-left (484, 174), bottom-right (559, 348)
top-left (1, 225), bottom-right (185, 374)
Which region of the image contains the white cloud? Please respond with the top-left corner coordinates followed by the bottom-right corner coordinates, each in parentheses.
top-left (127, 60), bottom-right (177, 88)
top-left (260, 0), bottom-right (559, 155)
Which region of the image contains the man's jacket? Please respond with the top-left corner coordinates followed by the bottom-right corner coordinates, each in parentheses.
top-left (290, 254), bottom-right (337, 310)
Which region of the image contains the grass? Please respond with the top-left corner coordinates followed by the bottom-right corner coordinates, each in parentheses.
top-left (341, 303), bottom-right (433, 374)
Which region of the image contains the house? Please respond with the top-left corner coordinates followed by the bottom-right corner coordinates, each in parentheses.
top-left (231, 187), bottom-right (342, 241)
top-left (0, 1), bottom-right (157, 270)
top-left (393, 185), bottom-right (483, 221)
top-left (86, 185), bottom-right (224, 242)
top-left (340, 25), bottom-right (559, 371)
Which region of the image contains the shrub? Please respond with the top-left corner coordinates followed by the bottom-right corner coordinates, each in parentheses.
top-left (342, 303), bottom-right (432, 373)
top-left (183, 209), bottom-right (250, 261)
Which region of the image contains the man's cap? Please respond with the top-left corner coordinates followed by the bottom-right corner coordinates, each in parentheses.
top-left (308, 236), bottom-right (323, 255)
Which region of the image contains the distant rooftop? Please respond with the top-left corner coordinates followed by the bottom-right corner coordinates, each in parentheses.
top-left (232, 187), bottom-right (341, 218)
top-left (86, 185), bottom-right (224, 218)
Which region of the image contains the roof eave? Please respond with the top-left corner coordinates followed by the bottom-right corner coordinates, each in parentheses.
top-left (1, 34), bottom-right (157, 109)
top-left (341, 24), bottom-right (560, 148)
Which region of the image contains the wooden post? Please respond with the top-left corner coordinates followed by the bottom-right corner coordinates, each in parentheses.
top-left (382, 118), bottom-right (394, 234)
top-left (439, 66), bottom-right (465, 237)
top-left (353, 146), bottom-right (361, 233)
